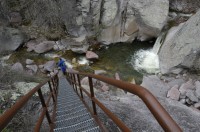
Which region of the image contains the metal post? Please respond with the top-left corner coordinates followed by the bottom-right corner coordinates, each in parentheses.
top-left (73, 74), bottom-right (78, 93)
top-left (88, 77), bottom-right (97, 115)
top-left (48, 81), bottom-right (55, 102)
top-left (37, 89), bottom-right (52, 124)
top-left (77, 74), bottom-right (84, 99)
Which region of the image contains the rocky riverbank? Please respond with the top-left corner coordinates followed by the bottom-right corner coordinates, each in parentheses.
top-left (1, 0), bottom-right (200, 131)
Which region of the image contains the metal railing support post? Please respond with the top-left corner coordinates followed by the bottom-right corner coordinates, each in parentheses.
top-left (48, 81), bottom-right (56, 102)
top-left (88, 77), bottom-right (97, 115)
top-left (37, 89), bottom-right (52, 124)
top-left (77, 74), bottom-right (84, 99)
top-left (73, 74), bottom-right (78, 93)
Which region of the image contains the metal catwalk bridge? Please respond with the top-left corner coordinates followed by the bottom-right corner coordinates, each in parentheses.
top-left (54, 77), bottom-right (99, 132)
top-left (0, 71), bottom-right (182, 132)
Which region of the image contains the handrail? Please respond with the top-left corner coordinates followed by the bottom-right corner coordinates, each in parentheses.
top-left (0, 74), bottom-right (59, 131)
top-left (66, 71), bottom-right (182, 132)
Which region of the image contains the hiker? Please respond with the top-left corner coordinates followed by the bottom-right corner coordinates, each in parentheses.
top-left (58, 58), bottom-right (67, 75)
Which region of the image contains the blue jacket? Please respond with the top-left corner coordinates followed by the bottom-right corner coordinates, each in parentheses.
top-left (58, 59), bottom-right (67, 72)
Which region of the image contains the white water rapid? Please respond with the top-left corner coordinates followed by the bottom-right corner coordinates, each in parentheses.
top-left (130, 48), bottom-right (159, 74)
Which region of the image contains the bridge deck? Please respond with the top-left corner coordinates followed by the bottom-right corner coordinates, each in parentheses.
top-left (54, 77), bottom-right (100, 132)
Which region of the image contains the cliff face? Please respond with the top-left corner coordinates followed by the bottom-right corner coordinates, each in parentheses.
top-left (0, 0), bottom-right (169, 44)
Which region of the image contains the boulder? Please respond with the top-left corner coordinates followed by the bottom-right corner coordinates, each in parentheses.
top-left (186, 90), bottom-right (199, 103)
top-left (86, 51), bottom-right (99, 60)
top-left (43, 61), bottom-right (56, 72)
top-left (26, 65), bottom-right (38, 73)
top-left (0, 27), bottom-right (27, 52)
top-left (167, 85), bottom-right (180, 101)
top-left (141, 75), bottom-right (170, 97)
top-left (195, 81), bottom-right (200, 99)
top-left (159, 10), bottom-right (200, 73)
top-left (179, 79), bottom-right (195, 96)
top-left (70, 36), bottom-right (89, 54)
top-left (98, 0), bottom-right (169, 44)
top-left (130, 0), bottom-right (169, 41)
top-left (169, 0), bottom-right (200, 13)
top-left (11, 62), bottom-right (24, 72)
top-left (33, 41), bottom-right (55, 53)
top-left (26, 59), bottom-right (34, 65)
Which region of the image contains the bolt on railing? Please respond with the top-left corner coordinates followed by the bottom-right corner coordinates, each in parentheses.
top-left (66, 71), bottom-right (182, 132)
top-left (0, 74), bottom-right (59, 132)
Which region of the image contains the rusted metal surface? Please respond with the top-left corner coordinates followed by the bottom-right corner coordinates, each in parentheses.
top-left (67, 71), bottom-right (182, 132)
top-left (0, 75), bottom-right (58, 131)
top-left (88, 77), bottom-right (97, 115)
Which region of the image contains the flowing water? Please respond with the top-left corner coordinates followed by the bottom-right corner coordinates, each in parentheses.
top-left (4, 40), bottom-right (159, 84)
top-left (90, 40), bottom-right (159, 84)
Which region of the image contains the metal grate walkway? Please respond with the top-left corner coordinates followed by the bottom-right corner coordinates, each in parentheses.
top-left (54, 77), bottom-right (100, 132)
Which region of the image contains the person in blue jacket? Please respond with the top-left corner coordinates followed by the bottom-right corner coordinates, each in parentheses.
top-left (58, 58), bottom-right (67, 74)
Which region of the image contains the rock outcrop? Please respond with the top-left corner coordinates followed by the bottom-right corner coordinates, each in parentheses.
top-left (0, 0), bottom-right (169, 45)
top-left (98, 0), bottom-right (169, 44)
top-left (0, 27), bottom-right (27, 52)
top-left (169, 0), bottom-right (200, 14)
top-left (158, 10), bottom-right (200, 74)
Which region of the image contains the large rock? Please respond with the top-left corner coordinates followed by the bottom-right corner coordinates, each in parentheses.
top-left (33, 41), bottom-right (55, 53)
top-left (100, 94), bottom-right (200, 131)
top-left (130, 0), bottom-right (169, 41)
top-left (64, 36), bottom-right (89, 54)
top-left (0, 27), bottom-right (27, 52)
top-left (159, 10), bottom-right (200, 74)
top-left (169, 0), bottom-right (200, 13)
top-left (98, 0), bottom-right (169, 44)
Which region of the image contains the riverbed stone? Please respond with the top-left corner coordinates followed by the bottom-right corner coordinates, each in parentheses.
top-left (11, 62), bottom-right (24, 72)
top-left (179, 79), bottom-right (195, 96)
top-left (167, 85), bottom-right (180, 101)
top-left (86, 51), bottom-right (99, 60)
top-left (186, 90), bottom-right (199, 103)
top-left (26, 59), bottom-right (34, 65)
top-left (26, 65), bottom-right (38, 73)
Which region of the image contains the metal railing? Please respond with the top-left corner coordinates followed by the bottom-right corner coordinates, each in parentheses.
top-left (66, 71), bottom-right (182, 132)
top-left (0, 74), bottom-right (59, 132)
